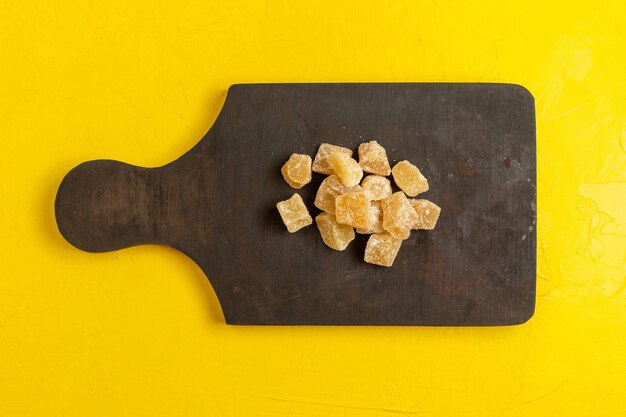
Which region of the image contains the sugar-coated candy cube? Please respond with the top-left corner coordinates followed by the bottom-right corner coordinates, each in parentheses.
top-left (335, 191), bottom-right (372, 230)
top-left (391, 160), bottom-right (429, 197)
top-left (361, 175), bottom-right (392, 201)
top-left (409, 199), bottom-right (441, 230)
top-left (281, 153), bottom-right (312, 189)
top-left (358, 140), bottom-right (391, 175)
top-left (315, 213), bottom-right (355, 251)
top-left (364, 233), bottom-right (402, 267)
top-left (276, 193), bottom-right (313, 233)
top-left (356, 201), bottom-right (385, 234)
top-left (327, 152), bottom-right (363, 187)
top-left (312, 143), bottom-right (353, 175)
top-left (380, 191), bottom-right (419, 240)
top-left (314, 175), bottom-right (361, 213)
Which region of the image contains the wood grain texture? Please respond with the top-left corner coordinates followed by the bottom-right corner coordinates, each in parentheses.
top-left (55, 83), bottom-right (536, 325)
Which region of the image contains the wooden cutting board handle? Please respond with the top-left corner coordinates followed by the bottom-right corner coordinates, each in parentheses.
top-left (55, 160), bottom-right (164, 253)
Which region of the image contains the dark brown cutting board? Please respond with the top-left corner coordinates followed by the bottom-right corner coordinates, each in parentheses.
top-left (55, 83), bottom-right (536, 326)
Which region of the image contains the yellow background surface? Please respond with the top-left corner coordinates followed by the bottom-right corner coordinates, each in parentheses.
top-left (2, 1), bottom-right (626, 415)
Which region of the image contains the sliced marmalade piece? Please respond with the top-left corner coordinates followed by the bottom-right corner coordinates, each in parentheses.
top-left (364, 233), bottom-right (402, 267)
top-left (315, 213), bottom-right (355, 251)
top-left (276, 193), bottom-right (313, 233)
top-left (391, 160), bottom-right (429, 197)
top-left (327, 152), bottom-right (363, 187)
top-left (361, 175), bottom-right (392, 201)
top-left (334, 191), bottom-right (372, 230)
top-left (358, 140), bottom-right (391, 176)
top-left (314, 175), bottom-right (361, 213)
top-left (409, 199), bottom-right (441, 230)
top-left (312, 143), bottom-right (353, 175)
top-left (380, 191), bottom-right (419, 240)
top-left (281, 153), bottom-right (312, 189)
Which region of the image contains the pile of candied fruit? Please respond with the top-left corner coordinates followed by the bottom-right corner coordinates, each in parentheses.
top-left (276, 141), bottom-right (440, 267)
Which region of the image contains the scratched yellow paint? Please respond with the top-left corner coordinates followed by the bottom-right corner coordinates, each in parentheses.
top-left (1, 0), bottom-right (625, 415)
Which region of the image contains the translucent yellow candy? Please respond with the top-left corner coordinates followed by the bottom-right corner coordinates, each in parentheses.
top-left (364, 233), bottom-right (402, 267)
top-left (276, 193), bottom-right (313, 233)
top-left (312, 143), bottom-right (353, 175)
top-left (391, 160), bottom-right (429, 197)
top-left (361, 175), bottom-right (392, 201)
top-left (358, 140), bottom-right (391, 175)
top-left (409, 199), bottom-right (441, 230)
top-left (281, 153), bottom-right (312, 189)
top-left (278, 142), bottom-right (440, 267)
top-left (356, 201), bottom-right (385, 234)
top-left (380, 191), bottom-right (419, 240)
top-left (327, 152), bottom-right (363, 187)
top-left (315, 213), bottom-right (355, 251)
top-left (314, 175), bottom-right (361, 213)
top-left (335, 191), bottom-right (372, 230)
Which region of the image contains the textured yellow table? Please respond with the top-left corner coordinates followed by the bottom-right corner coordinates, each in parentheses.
top-left (2, 1), bottom-right (626, 416)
